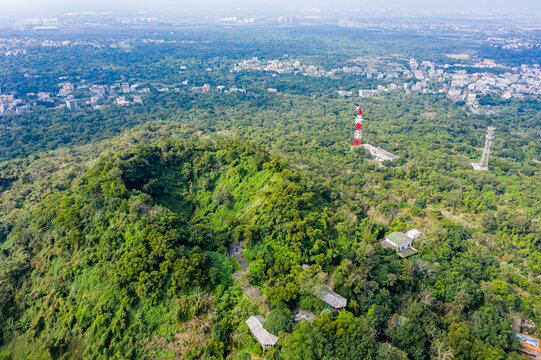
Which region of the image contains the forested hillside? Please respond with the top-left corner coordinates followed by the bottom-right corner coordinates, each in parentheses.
top-left (0, 122), bottom-right (538, 359)
top-left (0, 139), bottom-right (282, 358)
top-left (0, 21), bottom-right (539, 360)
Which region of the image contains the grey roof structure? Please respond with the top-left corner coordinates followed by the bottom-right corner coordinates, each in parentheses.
top-left (316, 287), bottom-right (347, 309)
top-left (245, 315), bottom-right (279, 348)
top-left (362, 143), bottom-right (399, 162)
top-left (379, 238), bottom-right (397, 248)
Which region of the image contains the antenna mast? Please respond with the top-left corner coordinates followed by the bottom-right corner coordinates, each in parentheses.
top-left (349, 105), bottom-right (399, 163)
top-left (351, 105), bottom-right (364, 147)
top-left (471, 126), bottom-right (495, 171)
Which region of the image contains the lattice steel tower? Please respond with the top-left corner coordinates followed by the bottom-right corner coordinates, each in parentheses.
top-left (471, 126), bottom-right (495, 171)
top-left (351, 105), bottom-right (364, 147)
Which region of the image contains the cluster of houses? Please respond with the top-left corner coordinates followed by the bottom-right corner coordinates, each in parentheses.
top-left (0, 94), bottom-right (26, 114)
top-left (236, 55), bottom-right (540, 111)
top-left (513, 317), bottom-right (541, 359)
top-left (245, 284), bottom-right (347, 349)
top-left (245, 229), bottom-right (422, 349)
top-left (0, 80), bottom-right (150, 115)
top-left (3, 52), bottom-right (539, 116)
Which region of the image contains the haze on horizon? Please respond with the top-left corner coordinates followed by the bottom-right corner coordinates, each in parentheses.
top-left (1, 0), bottom-right (541, 17)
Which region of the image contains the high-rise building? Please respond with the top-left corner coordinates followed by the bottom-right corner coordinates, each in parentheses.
top-left (66, 98), bottom-right (78, 112)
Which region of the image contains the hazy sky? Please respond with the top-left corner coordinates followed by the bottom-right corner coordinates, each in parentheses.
top-left (2, 0), bottom-right (540, 16)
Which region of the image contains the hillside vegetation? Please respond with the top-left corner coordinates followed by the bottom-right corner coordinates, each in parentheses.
top-left (0, 127), bottom-right (538, 359)
top-left (0, 24), bottom-right (538, 360)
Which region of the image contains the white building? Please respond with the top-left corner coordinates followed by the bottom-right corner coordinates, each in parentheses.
top-left (379, 231), bottom-right (419, 258)
top-left (66, 98), bottom-right (78, 112)
top-left (359, 89), bottom-right (379, 97)
top-left (406, 229), bottom-right (422, 240)
top-left (362, 144), bottom-right (399, 163)
top-left (58, 82), bottom-right (74, 97)
top-left (337, 90), bottom-right (353, 96)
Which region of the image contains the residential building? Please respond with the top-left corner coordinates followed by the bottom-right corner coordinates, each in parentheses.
top-left (58, 82), bottom-right (74, 97)
top-left (116, 96), bottom-right (130, 106)
top-left (359, 89), bottom-right (379, 97)
top-left (379, 231), bottom-right (420, 258)
top-left (316, 287), bottom-right (347, 309)
top-left (245, 316), bottom-right (279, 349)
top-left (66, 98), bottom-right (78, 112)
top-left (337, 90), bottom-right (353, 96)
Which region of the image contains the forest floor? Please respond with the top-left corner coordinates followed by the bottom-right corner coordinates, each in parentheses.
top-left (235, 273), bottom-right (270, 316)
top-left (144, 317), bottom-right (210, 359)
top-left (435, 207), bottom-right (479, 230)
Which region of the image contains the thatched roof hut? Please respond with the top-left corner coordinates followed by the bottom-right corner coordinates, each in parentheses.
top-left (316, 287), bottom-right (347, 309)
top-left (245, 315), bottom-right (279, 349)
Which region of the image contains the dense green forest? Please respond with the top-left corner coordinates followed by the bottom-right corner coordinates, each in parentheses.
top-left (0, 23), bottom-right (539, 360)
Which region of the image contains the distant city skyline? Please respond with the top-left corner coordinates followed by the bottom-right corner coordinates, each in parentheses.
top-left (1, 0), bottom-right (541, 17)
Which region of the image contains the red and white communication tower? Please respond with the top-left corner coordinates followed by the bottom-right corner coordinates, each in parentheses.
top-left (351, 105), bottom-right (364, 147)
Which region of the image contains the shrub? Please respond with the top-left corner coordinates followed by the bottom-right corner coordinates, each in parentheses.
top-left (263, 308), bottom-right (293, 334)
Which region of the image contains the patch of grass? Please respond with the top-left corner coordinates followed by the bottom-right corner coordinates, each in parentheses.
top-left (208, 252), bottom-right (234, 286)
top-left (152, 167), bottom-right (192, 219)
top-left (230, 257), bottom-right (242, 272)
top-left (0, 332), bottom-right (47, 360)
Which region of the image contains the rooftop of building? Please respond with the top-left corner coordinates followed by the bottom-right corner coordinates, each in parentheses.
top-left (397, 247), bottom-right (419, 258)
top-left (386, 232), bottom-right (409, 245)
top-left (245, 316), bottom-right (279, 347)
top-left (316, 287), bottom-right (347, 309)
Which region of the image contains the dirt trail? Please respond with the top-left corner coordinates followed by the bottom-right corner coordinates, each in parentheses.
top-left (234, 271), bottom-right (270, 315)
top-left (228, 243), bottom-right (270, 314)
top-left (188, 205), bottom-right (196, 222)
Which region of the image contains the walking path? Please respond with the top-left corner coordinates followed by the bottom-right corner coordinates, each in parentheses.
top-left (227, 242), bottom-right (270, 314)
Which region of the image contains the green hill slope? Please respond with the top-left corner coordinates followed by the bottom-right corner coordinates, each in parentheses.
top-left (0, 131), bottom-right (538, 360)
top-left (0, 139), bottom-right (294, 359)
